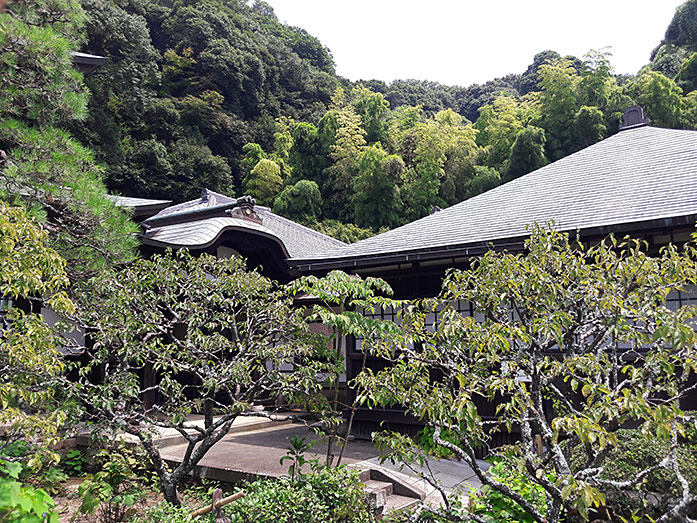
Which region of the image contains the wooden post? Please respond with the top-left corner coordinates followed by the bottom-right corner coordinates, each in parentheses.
top-left (191, 489), bottom-right (246, 519)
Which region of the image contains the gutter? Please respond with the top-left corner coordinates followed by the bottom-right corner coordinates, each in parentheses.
top-left (289, 214), bottom-right (697, 274)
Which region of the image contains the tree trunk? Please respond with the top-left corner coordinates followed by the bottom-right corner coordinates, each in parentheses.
top-left (336, 339), bottom-right (369, 467)
top-left (326, 327), bottom-right (343, 467)
top-left (161, 476), bottom-right (180, 507)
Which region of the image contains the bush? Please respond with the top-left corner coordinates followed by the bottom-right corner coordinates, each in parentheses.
top-left (566, 428), bottom-right (697, 521)
top-left (468, 459), bottom-right (547, 523)
top-left (226, 466), bottom-right (372, 523)
top-left (129, 502), bottom-right (195, 523)
top-left (60, 449), bottom-right (87, 477)
top-left (132, 467), bottom-right (372, 523)
top-left (0, 459), bottom-right (58, 523)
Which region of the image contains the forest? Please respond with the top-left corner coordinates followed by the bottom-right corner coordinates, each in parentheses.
top-left (70, 0), bottom-right (697, 241)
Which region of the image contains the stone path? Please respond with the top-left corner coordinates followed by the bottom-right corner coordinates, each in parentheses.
top-left (158, 417), bottom-right (489, 507)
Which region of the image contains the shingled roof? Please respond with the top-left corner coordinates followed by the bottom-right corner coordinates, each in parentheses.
top-left (290, 125), bottom-right (697, 269)
top-left (140, 189), bottom-right (345, 259)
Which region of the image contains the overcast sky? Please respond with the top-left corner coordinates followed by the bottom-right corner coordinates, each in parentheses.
top-left (263, 1), bottom-right (686, 87)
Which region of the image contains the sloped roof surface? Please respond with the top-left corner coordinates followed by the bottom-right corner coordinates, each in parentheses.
top-left (107, 195), bottom-right (172, 208)
top-left (291, 126), bottom-right (697, 263)
top-left (142, 190), bottom-right (345, 258)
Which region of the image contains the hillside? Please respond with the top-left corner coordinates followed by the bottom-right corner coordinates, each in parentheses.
top-left (78, 0), bottom-right (697, 240)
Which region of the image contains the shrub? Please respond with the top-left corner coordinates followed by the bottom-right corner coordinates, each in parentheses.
top-left (566, 428), bottom-right (697, 521)
top-left (0, 459), bottom-right (58, 523)
top-left (225, 466), bottom-right (372, 523)
top-left (468, 459), bottom-right (547, 522)
top-left (60, 449), bottom-right (87, 477)
top-left (130, 502), bottom-right (195, 523)
top-left (77, 447), bottom-right (146, 523)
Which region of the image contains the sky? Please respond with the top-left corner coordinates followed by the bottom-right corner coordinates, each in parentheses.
top-left (263, 0), bottom-right (686, 87)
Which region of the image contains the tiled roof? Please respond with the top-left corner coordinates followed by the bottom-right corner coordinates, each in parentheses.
top-left (141, 190), bottom-right (345, 259)
top-left (290, 126), bottom-right (697, 265)
top-left (107, 195), bottom-right (172, 208)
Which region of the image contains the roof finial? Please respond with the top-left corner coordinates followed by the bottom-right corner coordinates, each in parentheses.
top-left (619, 105), bottom-right (650, 130)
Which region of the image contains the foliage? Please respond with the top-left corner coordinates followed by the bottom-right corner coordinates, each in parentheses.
top-left (326, 95), bottom-right (367, 222)
top-left (225, 466), bottom-right (373, 523)
top-left (469, 459), bottom-right (547, 523)
top-left (0, 459), bottom-right (58, 523)
top-left (503, 126), bottom-right (548, 181)
top-left (0, 0), bottom-right (138, 284)
top-left (630, 71), bottom-right (691, 129)
top-left (289, 271), bottom-right (401, 467)
top-left (129, 501), bottom-right (195, 523)
top-left (77, 447), bottom-right (143, 523)
top-left (242, 158), bottom-right (282, 206)
top-left (565, 428), bottom-right (697, 521)
top-left (280, 435), bottom-right (322, 482)
top-left (77, 250), bottom-right (333, 506)
top-left (79, 0), bottom-right (337, 200)
top-left (60, 449), bottom-right (86, 477)
top-left (356, 225), bottom-right (697, 523)
top-left (311, 219), bottom-right (377, 244)
top-left (273, 179), bottom-right (323, 222)
top-left (58, 0), bottom-right (697, 238)
top-left (353, 145), bottom-right (402, 230)
top-left (0, 203), bottom-right (74, 467)
top-left (466, 165), bottom-right (500, 199)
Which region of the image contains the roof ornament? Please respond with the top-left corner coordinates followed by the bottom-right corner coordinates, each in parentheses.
top-left (619, 105), bottom-right (650, 130)
top-left (228, 195), bottom-right (262, 224)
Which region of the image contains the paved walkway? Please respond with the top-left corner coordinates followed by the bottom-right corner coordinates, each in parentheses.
top-left (158, 418), bottom-right (489, 507)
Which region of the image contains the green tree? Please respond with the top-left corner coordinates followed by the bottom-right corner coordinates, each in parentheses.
top-left (534, 58), bottom-right (582, 161)
top-left (242, 158), bottom-right (283, 206)
top-left (326, 103), bottom-right (366, 221)
top-left (352, 86), bottom-right (390, 144)
top-left (80, 251), bottom-right (334, 506)
top-left (273, 179), bottom-right (323, 222)
top-left (504, 125), bottom-right (548, 181)
top-left (632, 71), bottom-right (688, 129)
top-left (241, 143), bottom-right (267, 180)
top-left (353, 146), bottom-right (403, 230)
top-left (466, 165), bottom-right (500, 199)
top-left (357, 225), bottom-right (697, 522)
top-left (0, 0), bottom-right (138, 284)
top-left (401, 109), bottom-right (479, 218)
top-left (289, 271), bottom-right (400, 467)
top-left (0, 203), bottom-right (74, 467)
top-left (312, 220), bottom-right (376, 244)
top-left (474, 94), bottom-right (523, 170)
top-left (676, 52), bottom-right (697, 94)
top-left (574, 105), bottom-right (606, 148)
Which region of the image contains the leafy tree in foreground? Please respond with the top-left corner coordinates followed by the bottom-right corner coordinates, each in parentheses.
top-left (79, 251), bottom-right (333, 506)
top-left (0, 0), bottom-right (138, 285)
top-left (356, 225), bottom-right (697, 522)
top-left (289, 271), bottom-right (400, 468)
top-left (0, 203), bottom-right (75, 468)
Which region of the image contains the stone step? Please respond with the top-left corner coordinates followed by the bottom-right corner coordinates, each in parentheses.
top-left (358, 468), bottom-right (371, 483)
top-left (355, 467), bottom-right (425, 517)
top-left (383, 494), bottom-right (421, 514)
top-left (364, 479), bottom-right (393, 497)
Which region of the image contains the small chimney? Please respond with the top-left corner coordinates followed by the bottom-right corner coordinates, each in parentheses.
top-left (619, 105), bottom-right (650, 130)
